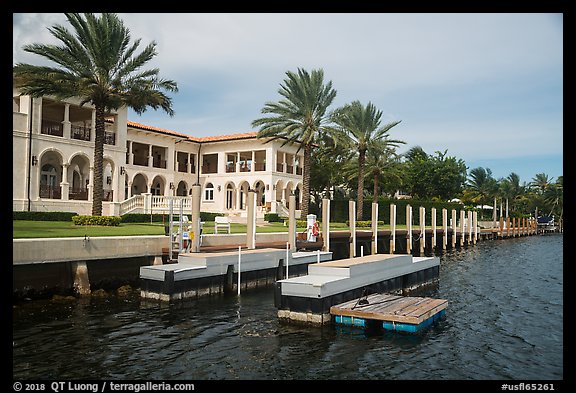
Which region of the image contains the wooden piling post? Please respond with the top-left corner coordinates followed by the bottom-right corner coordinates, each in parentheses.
top-left (442, 208), bottom-right (448, 251)
top-left (288, 194), bottom-right (297, 251)
top-left (451, 209), bottom-right (457, 249)
top-left (506, 216), bottom-right (511, 238)
top-left (371, 202), bottom-right (378, 255)
top-left (190, 184), bottom-right (202, 253)
top-left (467, 210), bottom-right (473, 245)
top-left (419, 206), bottom-right (425, 256)
top-left (473, 211), bottom-right (478, 244)
top-left (322, 198), bottom-right (330, 252)
top-left (390, 203), bottom-right (396, 254)
top-left (349, 200), bottom-right (356, 258)
top-left (406, 204), bottom-right (412, 254)
top-left (460, 210), bottom-right (465, 247)
top-left (246, 190), bottom-right (257, 249)
top-left (432, 207), bottom-right (437, 253)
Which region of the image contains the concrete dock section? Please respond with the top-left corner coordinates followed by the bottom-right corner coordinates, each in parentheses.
top-left (275, 253), bottom-right (440, 325)
top-left (140, 248), bottom-right (332, 301)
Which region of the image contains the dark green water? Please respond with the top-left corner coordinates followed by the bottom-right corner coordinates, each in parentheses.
top-left (12, 234), bottom-right (563, 381)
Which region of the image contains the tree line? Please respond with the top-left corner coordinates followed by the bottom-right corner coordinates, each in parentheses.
top-left (252, 69), bottom-right (563, 222)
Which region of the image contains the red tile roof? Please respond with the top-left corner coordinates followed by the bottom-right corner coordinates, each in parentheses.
top-left (126, 120), bottom-right (258, 143)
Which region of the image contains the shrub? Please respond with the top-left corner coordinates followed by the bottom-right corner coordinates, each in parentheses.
top-left (72, 215), bottom-right (122, 226)
top-left (264, 213), bottom-right (283, 223)
top-left (345, 220), bottom-right (385, 228)
top-left (13, 211), bottom-right (78, 221)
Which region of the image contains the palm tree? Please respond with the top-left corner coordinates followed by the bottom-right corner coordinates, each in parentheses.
top-left (252, 68), bottom-right (337, 217)
top-left (330, 101), bottom-right (402, 220)
top-left (13, 13), bottom-right (178, 216)
top-left (355, 139), bottom-right (403, 199)
top-left (467, 167), bottom-right (498, 207)
top-left (530, 173), bottom-right (554, 195)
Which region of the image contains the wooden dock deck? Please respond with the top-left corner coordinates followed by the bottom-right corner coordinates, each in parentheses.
top-left (330, 293), bottom-right (448, 333)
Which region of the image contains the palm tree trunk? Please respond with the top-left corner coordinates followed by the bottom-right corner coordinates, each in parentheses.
top-left (91, 105), bottom-right (105, 216)
top-left (357, 149), bottom-right (366, 220)
top-left (373, 172), bottom-right (379, 200)
top-left (301, 143), bottom-right (312, 217)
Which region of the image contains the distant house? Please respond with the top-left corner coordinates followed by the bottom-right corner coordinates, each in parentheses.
top-left (13, 90), bottom-right (304, 218)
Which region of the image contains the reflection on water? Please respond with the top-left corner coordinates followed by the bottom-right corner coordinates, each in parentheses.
top-left (13, 234), bottom-right (563, 380)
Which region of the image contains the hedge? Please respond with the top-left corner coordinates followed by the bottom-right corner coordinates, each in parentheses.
top-left (72, 215), bottom-right (122, 226)
top-left (264, 213), bottom-right (284, 223)
top-left (120, 212), bottom-right (224, 223)
top-left (13, 211), bottom-right (78, 221)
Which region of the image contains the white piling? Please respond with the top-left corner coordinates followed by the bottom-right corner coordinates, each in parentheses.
top-left (361, 245), bottom-right (364, 257)
top-left (285, 242), bottom-right (289, 279)
top-left (317, 249), bottom-right (321, 264)
top-left (237, 246), bottom-right (241, 296)
top-left (390, 204), bottom-right (396, 254)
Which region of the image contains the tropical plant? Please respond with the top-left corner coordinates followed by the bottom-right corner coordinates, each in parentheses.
top-left (467, 167), bottom-right (499, 207)
top-left (252, 68), bottom-right (337, 216)
top-left (13, 13), bottom-right (178, 216)
top-left (530, 173), bottom-right (554, 195)
top-left (330, 100), bottom-right (403, 220)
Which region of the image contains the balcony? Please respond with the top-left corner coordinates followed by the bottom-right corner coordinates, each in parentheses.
top-left (226, 164), bottom-right (236, 173)
top-left (104, 131), bottom-right (115, 145)
top-left (133, 156), bottom-right (148, 166)
top-left (177, 162), bottom-right (187, 173)
top-left (69, 187), bottom-right (88, 200)
top-left (276, 163), bottom-right (284, 172)
top-left (255, 162), bottom-right (266, 171)
top-left (71, 125), bottom-right (91, 141)
top-left (39, 185), bottom-right (61, 199)
top-left (286, 165), bottom-right (294, 174)
top-left (41, 120), bottom-right (63, 137)
top-left (153, 157), bottom-right (167, 169)
top-left (296, 167), bottom-right (302, 175)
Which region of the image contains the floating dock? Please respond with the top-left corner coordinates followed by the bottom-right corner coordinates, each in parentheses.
top-left (331, 293), bottom-right (447, 333)
top-left (275, 253), bottom-right (440, 325)
top-left (140, 248), bottom-right (332, 301)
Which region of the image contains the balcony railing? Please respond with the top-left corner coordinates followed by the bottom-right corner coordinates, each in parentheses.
top-left (41, 121), bottom-right (63, 137)
top-left (286, 165), bottom-right (294, 174)
top-left (69, 187), bottom-right (88, 200)
top-left (201, 165), bottom-right (217, 174)
top-left (152, 158), bottom-right (167, 169)
top-left (226, 164), bottom-right (236, 173)
top-left (133, 156), bottom-right (148, 166)
top-left (71, 125), bottom-right (91, 141)
top-left (296, 167), bottom-right (302, 175)
top-left (239, 164), bottom-right (251, 172)
top-left (39, 185), bottom-right (61, 199)
top-left (104, 131), bottom-right (115, 145)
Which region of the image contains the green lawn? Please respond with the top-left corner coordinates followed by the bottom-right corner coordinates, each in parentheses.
top-left (13, 220), bottom-right (400, 239)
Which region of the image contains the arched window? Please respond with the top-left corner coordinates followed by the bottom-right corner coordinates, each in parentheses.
top-left (204, 182), bottom-right (214, 201)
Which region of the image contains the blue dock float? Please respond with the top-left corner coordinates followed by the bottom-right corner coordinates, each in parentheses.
top-left (330, 293), bottom-right (448, 333)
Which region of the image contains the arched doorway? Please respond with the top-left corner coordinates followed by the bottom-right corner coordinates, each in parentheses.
top-left (176, 181), bottom-right (187, 196)
top-left (225, 183), bottom-right (235, 210)
top-left (253, 180), bottom-right (265, 207)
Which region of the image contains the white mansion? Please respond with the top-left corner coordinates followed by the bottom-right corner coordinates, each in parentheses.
top-left (13, 91), bottom-right (304, 219)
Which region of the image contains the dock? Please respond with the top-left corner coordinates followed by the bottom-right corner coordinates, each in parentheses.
top-left (275, 253), bottom-right (440, 325)
top-left (140, 248), bottom-right (332, 301)
top-left (330, 293), bottom-right (448, 333)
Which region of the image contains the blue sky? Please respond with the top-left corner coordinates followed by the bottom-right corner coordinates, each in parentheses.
top-left (13, 13), bottom-right (563, 184)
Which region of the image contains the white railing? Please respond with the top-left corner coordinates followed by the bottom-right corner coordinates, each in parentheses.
top-left (119, 195), bottom-right (144, 215)
top-left (151, 196), bottom-right (191, 213)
